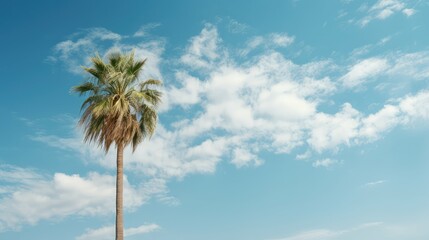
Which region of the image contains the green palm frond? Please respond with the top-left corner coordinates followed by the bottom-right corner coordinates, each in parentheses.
top-left (73, 50), bottom-right (163, 153)
top-left (72, 82), bottom-right (99, 96)
top-left (140, 79), bottom-right (162, 89)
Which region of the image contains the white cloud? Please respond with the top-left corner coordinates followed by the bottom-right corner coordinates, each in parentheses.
top-left (50, 28), bottom-right (122, 74)
top-left (402, 8), bottom-right (415, 16)
top-left (296, 151), bottom-right (312, 160)
top-left (350, 37), bottom-right (391, 58)
top-left (344, 51), bottom-right (429, 92)
top-left (231, 148), bottom-right (263, 168)
top-left (15, 19), bottom-right (428, 237)
top-left (32, 121), bottom-right (233, 179)
top-left (386, 51), bottom-right (429, 80)
top-left (356, 0), bottom-right (415, 27)
top-left (360, 105), bottom-right (402, 140)
top-left (50, 27), bottom-right (165, 82)
top-left (180, 24), bottom-right (221, 70)
top-left (17, 23), bottom-right (429, 233)
top-left (399, 90), bottom-right (429, 120)
top-left (277, 229), bottom-right (341, 240)
top-left (308, 103), bottom-right (361, 152)
top-left (312, 158), bottom-right (340, 168)
top-left (341, 58), bottom-right (389, 88)
top-left (270, 33), bottom-right (295, 47)
top-left (270, 222), bottom-right (383, 240)
top-left (363, 180), bottom-right (387, 187)
top-left (256, 90), bottom-right (316, 121)
top-left (167, 71), bottom-right (204, 107)
top-left (46, 24), bottom-right (429, 172)
top-left (240, 33), bottom-right (294, 55)
top-left (227, 18), bottom-right (249, 34)
top-left (0, 165), bottom-right (166, 231)
top-left (76, 223), bottom-right (159, 240)
top-left (134, 23), bottom-right (161, 37)
top-left (46, 24), bottom-right (429, 171)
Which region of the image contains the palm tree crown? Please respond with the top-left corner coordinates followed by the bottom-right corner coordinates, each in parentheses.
top-left (73, 51), bottom-right (162, 152)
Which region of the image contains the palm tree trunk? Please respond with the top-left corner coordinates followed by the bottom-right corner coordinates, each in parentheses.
top-left (116, 142), bottom-right (124, 240)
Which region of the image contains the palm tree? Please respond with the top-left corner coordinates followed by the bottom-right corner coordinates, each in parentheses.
top-left (73, 51), bottom-right (162, 240)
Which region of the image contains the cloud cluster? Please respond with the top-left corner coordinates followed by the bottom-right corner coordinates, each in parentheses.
top-left (45, 24), bottom-right (429, 173)
top-left (7, 22), bottom-right (429, 234)
top-left (164, 25), bottom-right (429, 159)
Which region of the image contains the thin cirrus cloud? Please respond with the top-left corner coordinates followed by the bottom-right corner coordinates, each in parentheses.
top-left (341, 51), bottom-right (429, 90)
top-left (76, 223), bottom-right (160, 240)
top-left (271, 222), bottom-right (384, 240)
top-left (269, 222), bottom-right (384, 240)
top-left (49, 26), bottom-right (165, 81)
top-left (133, 22), bottom-right (161, 37)
top-left (357, 0), bottom-right (416, 27)
top-left (48, 28), bottom-right (122, 74)
top-left (239, 32), bottom-right (295, 56)
top-left (363, 180), bottom-right (387, 187)
top-left (312, 158), bottom-right (340, 168)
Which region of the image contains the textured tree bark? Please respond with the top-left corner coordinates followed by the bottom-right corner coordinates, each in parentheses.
top-left (116, 142), bottom-right (124, 240)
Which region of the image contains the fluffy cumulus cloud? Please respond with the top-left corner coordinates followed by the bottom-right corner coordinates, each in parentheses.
top-left (167, 25), bottom-right (429, 160)
top-left (0, 165), bottom-right (170, 231)
top-left (46, 24), bottom-right (429, 170)
top-left (180, 23), bottom-right (221, 70)
top-left (357, 0), bottom-right (416, 27)
top-left (308, 103), bottom-right (361, 152)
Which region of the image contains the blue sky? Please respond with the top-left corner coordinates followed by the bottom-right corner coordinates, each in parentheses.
top-left (1, 0), bottom-right (429, 239)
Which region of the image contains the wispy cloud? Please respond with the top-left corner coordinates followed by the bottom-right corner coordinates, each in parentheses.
top-left (49, 27), bottom-right (165, 81)
top-left (76, 223), bottom-right (160, 240)
top-left (357, 0), bottom-right (416, 27)
top-left (227, 18), bottom-right (250, 34)
top-left (312, 158), bottom-right (340, 168)
top-left (269, 222), bottom-right (383, 240)
top-left (49, 28), bottom-right (122, 74)
top-left (134, 22), bottom-right (161, 37)
top-left (340, 57), bottom-right (389, 88)
top-left (363, 180), bottom-right (387, 187)
top-left (240, 33), bottom-right (295, 56)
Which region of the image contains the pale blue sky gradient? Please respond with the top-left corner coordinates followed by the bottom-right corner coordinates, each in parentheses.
top-left (1, 0), bottom-right (429, 239)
